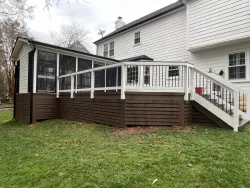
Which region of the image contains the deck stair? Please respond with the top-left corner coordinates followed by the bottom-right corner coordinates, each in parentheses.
top-left (191, 68), bottom-right (250, 131)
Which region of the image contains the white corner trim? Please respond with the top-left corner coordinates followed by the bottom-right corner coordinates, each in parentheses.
top-left (33, 49), bottom-right (38, 93)
top-left (249, 0), bottom-right (250, 14)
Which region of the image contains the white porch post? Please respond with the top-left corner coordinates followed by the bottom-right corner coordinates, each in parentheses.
top-left (56, 53), bottom-right (60, 98)
top-left (75, 57), bottom-right (78, 93)
top-left (190, 67), bottom-right (195, 101)
top-left (121, 63), bottom-right (126, 100)
top-left (33, 49), bottom-right (38, 93)
top-left (116, 67), bottom-right (118, 92)
top-left (90, 70), bottom-right (95, 99)
top-left (104, 63), bottom-right (107, 92)
top-left (233, 90), bottom-right (239, 132)
top-left (184, 65), bottom-right (189, 101)
top-left (70, 75), bottom-right (74, 98)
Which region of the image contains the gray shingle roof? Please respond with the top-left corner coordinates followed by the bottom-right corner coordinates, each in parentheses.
top-left (94, 0), bottom-right (184, 44)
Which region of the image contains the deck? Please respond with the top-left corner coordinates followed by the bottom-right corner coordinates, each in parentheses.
top-left (15, 61), bottom-right (250, 131)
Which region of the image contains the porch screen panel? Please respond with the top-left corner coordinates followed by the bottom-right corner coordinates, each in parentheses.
top-left (78, 58), bottom-right (92, 89)
top-left (59, 55), bottom-right (76, 90)
top-left (37, 51), bottom-right (57, 92)
top-left (94, 62), bottom-right (105, 87)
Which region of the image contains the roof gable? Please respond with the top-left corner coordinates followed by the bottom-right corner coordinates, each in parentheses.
top-left (94, 0), bottom-right (185, 44)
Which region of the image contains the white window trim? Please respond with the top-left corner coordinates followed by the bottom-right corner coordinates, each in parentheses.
top-left (134, 31), bottom-right (141, 45)
top-left (225, 49), bottom-right (250, 82)
top-left (109, 41), bottom-right (114, 58)
top-left (103, 43), bottom-right (109, 57)
top-left (167, 66), bottom-right (181, 79)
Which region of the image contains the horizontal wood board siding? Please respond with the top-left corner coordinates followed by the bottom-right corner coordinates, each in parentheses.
top-left (15, 93), bottom-right (31, 123)
top-left (33, 93), bottom-right (58, 121)
top-left (125, 93), bottom-right (185, 126)
top-left (57, 92), bottom-right (124, 127)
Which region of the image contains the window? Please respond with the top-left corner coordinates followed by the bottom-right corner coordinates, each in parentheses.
top-left (78, 58), bottom-right (92, 89)
top-left (109, 41), bottom-right (114, 57)
top-left (127, 66), bottom-right (138, 84)
top-left (168, 66), bottom-right (179, 77)
top-left (103, 43), bottom-right (108, 57)
top-left (37, 51), bottom-right (57, 92)
top-left (59, 55), bottom-right (76, 90)
top-left (134, 31), bottom-right (140, 44)
top-left (229, 52), bottom-right (246, 80)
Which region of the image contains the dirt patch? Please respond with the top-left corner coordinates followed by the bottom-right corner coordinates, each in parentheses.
top-left (70, 122), bottom-right (95, 128)
top-left (112, 125), bottom-right (195, 135)
top-left (0, 108), bottom-right (13, 113)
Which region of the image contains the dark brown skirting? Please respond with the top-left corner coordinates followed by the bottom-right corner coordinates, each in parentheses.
top-left (15, 93), bottom-right (31, 123)
top-left (15, 92), bottom-right (224, 128)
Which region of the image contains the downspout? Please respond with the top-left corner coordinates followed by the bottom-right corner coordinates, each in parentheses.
top-left (28, 43), bottom-right (36, 124)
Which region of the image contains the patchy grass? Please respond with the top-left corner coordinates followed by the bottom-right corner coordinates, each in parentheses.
top-left (0, 103), bottom-right (13, 109)
top-left (0, 112), bottom-right (250, 187)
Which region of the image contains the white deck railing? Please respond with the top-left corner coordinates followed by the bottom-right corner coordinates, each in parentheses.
top-left (57, 61), bottom-right (250, 132)
top-left (57, 61), bottom-right (193, 100)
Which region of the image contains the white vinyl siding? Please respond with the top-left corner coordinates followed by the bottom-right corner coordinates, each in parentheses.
top-left (17, 43), bottom-right (33, 93)
top-left (188, 0), bottom-right (250, 50)
top-left (189, 41), bottom-right (250, 92)
top-left (97, 8), bottom-right (188, 61)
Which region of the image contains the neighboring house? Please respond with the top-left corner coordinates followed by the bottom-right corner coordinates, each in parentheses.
top-left (68, 41), bottom-right (90, 54)
top-left (94, 0), bottom-right (250, 92)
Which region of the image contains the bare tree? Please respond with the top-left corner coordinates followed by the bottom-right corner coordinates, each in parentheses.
top-left (44, 0), bottom-right (89, 10)
top-left (0, 0), bottom-right (34, 20)
top-left (49, 20), bottom-right (89, 50)
top-left (0, 18), bottom-right (30, 98)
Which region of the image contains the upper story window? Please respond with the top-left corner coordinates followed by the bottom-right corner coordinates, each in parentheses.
top-left (168, 66), bottom-right (179, 77)
top-left (228, 52), bottom-right (246, 80)
top-left (37, 51), bottom-right (57, 92)
top-left (103, 43), bottom-right (108, 57)
top-left (109, 41), bottom-right (114, 57)
top-left (134, 31), bottom-right (141, 45)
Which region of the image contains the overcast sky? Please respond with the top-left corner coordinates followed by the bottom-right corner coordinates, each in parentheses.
top-left (26, 0), bottom-right (177, 53)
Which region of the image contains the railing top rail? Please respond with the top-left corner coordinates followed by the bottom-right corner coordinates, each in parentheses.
top-left (124, 61), bottom-right (193, 67)
top-left (58, 61), bottom-right (194, 79)
top-left (58, 62), bottom-right (123, 79)
top-left (194, 68), bottom-right (240, 93)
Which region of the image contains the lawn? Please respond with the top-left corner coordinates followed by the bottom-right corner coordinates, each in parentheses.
top-left (0, 112), bottom-right (250, 188)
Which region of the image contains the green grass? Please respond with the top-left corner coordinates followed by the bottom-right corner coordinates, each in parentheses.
top-left (0, 112), bottom-right (250, 187)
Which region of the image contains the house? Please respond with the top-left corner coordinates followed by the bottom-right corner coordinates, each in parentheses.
top-left (11, 0), bottom-right (250, 132)
top-left (94, 0), bottom-right (250, 92)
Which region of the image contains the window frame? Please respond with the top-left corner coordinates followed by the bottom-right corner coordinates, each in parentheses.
top-left (109, 41), bottom-right (114, 57)
top-left (225, 50), bottom-right (249, 82)
top-left (103, 43), bottom-right (109, 57)
top-left (168, 66), bottom-right (180, 78)
top-left (36, 50), bottom-right (57, 93)
top-left (134, 31), bottom-right (141, 45)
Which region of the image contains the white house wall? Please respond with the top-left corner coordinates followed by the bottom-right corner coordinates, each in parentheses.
top-left (189, 41), bottom-right (250, 92)
top-left (97, 8), bottom-right (188, 61)
top-left (17, 43), bottom-right (33, 93)
top-left (188, 0), bottom-right (250, 50)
